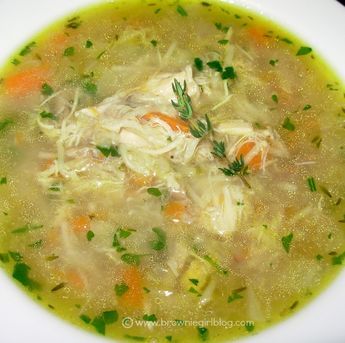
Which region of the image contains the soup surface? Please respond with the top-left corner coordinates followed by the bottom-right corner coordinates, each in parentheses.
top-left (0, 0), bottom-right (345, 342)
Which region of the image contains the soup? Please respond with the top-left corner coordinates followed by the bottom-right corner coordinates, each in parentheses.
top-left (0, 0), bottom-right (345, 341)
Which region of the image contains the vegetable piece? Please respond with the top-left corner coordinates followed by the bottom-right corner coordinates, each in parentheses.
top-left (247, 26), bottom-right (267, 45)
top-left (176, 5), bottom-right (188, 16)
top-left (71, 215), bottom-right (91, 232)
top-left (282, 117), bottom-right (295, 131)
top-left (142, 112), bottom-right (189, 132)
top-left (296, 46), bottom-right (312, 56)
top-left (171, 79), bottom-right (193, 120)
top-left (96, 145), bottom-right (120, 157)
top-left (282, 233), bottom-right (293, 253)
top-left (219, 156), bottom-right (251, 189)
top-left (86, 230), bottom-right (95, 241)
top-left (120, 267), bottom-right (144, 308)
top-left (197, 327), bottom-right (209, 341)
top-left (0, 177), bottom-right (7, 185)
top-left (115, 282), bottom-right (129, 296)
top-left (164, 201), bottom-right (186, 220)
top-left (41, 83), bottom-right (54, 96)
top-left (194, 57), bottom-right (204, 71)
top-left (236, 141), bottom-right (262, 170)
top-left (12, 263), bottom-right (40, 290)
top-left (4, 66), bottom-right (48, 96)
top-left (307, 177), bottom-right (317, 192)
top-left (147, 187), bottom-right (162, 197)
top-left (66, 270), bottom-right (84, 290)
top-left (189, 114), bottom-right (212, 138)
top-left (150, 227), bottom-right (166, 251)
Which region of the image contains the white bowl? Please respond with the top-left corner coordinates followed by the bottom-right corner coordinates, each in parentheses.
top-left (0, 1), bottom-right (344, 342)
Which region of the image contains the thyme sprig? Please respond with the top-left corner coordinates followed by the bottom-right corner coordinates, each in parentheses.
top-left (171, 79), bottom-right (193, 120)
top-left (189, 114), bottom-right (212, 138)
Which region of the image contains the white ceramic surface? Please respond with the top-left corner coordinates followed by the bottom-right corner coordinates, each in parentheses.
top-left (0, 1), bottom-right (345, 342)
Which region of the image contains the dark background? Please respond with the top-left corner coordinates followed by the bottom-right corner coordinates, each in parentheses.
top-left (337, 0), bottom-right (345, 6)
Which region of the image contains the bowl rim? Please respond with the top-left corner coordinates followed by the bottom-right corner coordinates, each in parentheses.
top-left (0, 1), bottom-right (344, 342)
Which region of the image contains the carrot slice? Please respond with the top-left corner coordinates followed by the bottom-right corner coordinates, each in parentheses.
top-left (4, 65), bottom-right (48, 96)
top-left (164, 201), bottom-right (186, 220)
top-left (247, 26), bottom-right (268, 45)
top-left (71, 215), bottom-right (91, 233)
top-left (120, 267), bottom-right (144, 308)
top-left (66, 270), bottom-right (85, 290)
top-left (142, 112), bottom-right (189, 133)
top-left (236, 141), bottom-right (262, 170)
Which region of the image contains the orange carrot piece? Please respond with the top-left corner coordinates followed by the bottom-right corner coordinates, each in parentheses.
top-left (4, 66), bottom-right (48, 96)
top-left (120, 267), bottom-right (144, 308)
top-left (236, 141), bottom-right (262, 170)
top-left (66, 270), bottom-right (85, 290)
top-left (164, 201), bottom-right (186, 220)
top-left (142, 112), bottom-right (189, 133)
top-left (129, 173), bottom-right (153, 188)
top-left (71, 215), bottom-right (91, 233)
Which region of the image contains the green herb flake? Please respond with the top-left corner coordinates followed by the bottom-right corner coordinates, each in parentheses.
top-left (121, 253), bottom-right (141, 266)
top-left (0, 253), bottom-right (10, 263)
top-left (189, 114), bottom-right (212, 139)
top-left (11, 58), bottom-right (21, 66)
top-left (297, 46), bottom-right (313, 56)
top-left (207, 60), bottom-right (223, 72)
top-left (82, 81), bottom-right (97, 95)
top-left (272, 94), bottom-right (278, 103)
top-left (103, 310), bottom-right (118, 324)
top-left (280, 37), bottom-right (293, 44)
top-left (0, 177), bottom-right (7, 185)
top-left (96, 145), bottom-right (120, 157)
top-left (80, 314), bottom-right (91, 324)
top-left (212, 140), bottom-right (226, 158)
top-left (201, 2), bottom-right (211, 6)
top-left (166, 336), bottom-right (173, 342)
top-left (197, 326), bottom-right (209, 341)
top-left (143, 314), bottom-right (157, 322)
top-left (28, 239), bottom-right (43, 248)
top-left (40, 111), bottom-right (57, 121)
top-left (189, 278), bottom-right (199, 286)
top-left (115, 282), bottom-right (129, 296)
top-left (41, 83), bottom-right (54, 96)
top-left (203, 255), bottom-right (228, 275)
top-left (12, 263), bottom-right (40, 290)
top-left (66, 16), bottom-right (82, 29)
top-left (9, 251), bottom-right (23, 262)
top-left (19, 42), bottom-right (36, 56)
top-left (303, 104), bottom-right (312, 111)
top-left (282, 233), bottom-right (293, 253)
top-left (215, 22), bottom-right (229, 33)
top-left (51, 282), bottom-right (66, 292)
top-left (221, 66), bottom-right (237, 80)
top-left (87, 230), bottom-right (95, 242)
top-left (245, 322), bottom-right (255, 333)
top-left (332, 251), bottom-right (345, 265)
top-left (150, 227), bottom-right (166, 251)
top-left (218, 39), bottom-right (229, 45)
top-left (189, 287), bottom-right (201, 296)
top-left (150, 40), bottom-right (158, 47)
top-left (124, 335), bottom-right (146, 342)
top-left (269, 59), bottom-right (278, 66)
top-left (85, 40), bottom-right (93, 48)
top-left (147, 187), bottom-right (162, 197)
top-left (143, 286), bottom-right (150, 293)
top-left (316, 254), bottom-right (323, 261)
top-left (307, 177), bottom-right (317, 192)
top-left (282, 117), bottom-right (295, 131)
top-left (91, 316), bottom-right (106, 335)
top-left (194, 57), bottom-right (204, 71)
top-left (0, 118), bottom-right (13, 132)
top-left (12, 224), bottom-right (43, 234)
top-left (63, 46), bottom-right (75, 57)
top-left (227, 290), bottom-right (244, 303)
top-left (171, 79), bottom-right (193, 120)
top-left (177, 5), bottom-right (188, 16)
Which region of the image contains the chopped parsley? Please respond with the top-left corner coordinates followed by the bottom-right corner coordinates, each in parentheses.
top-left (203, 255), bottom-right (228, 275)
top-left (80, 314), bottom-right (91, 324)
top-left (12, 224), bottom-right (43, 234)
top-left (125, 335), bottom-right (146, 341)
top-left (9, 251), bottom-right (23, 262)
top-left (147, 187), bottom-right (162, 197)
top-left (41, 83), bottom-right (54, 96)
top-left (176, 5), bottom-right (188, 16)
top-left (91, 316), bottom-right (106, 335)
top-left (28, 240), bottom-right (43, 248)
top-left (221, 66), bottom-right (236, 80)
top-left (103, 310), bottom-right (118, 324)
top-left (87, 230), bottom-right (95, 241)
top-left (115, 282), bottom-right (129, 296)
top-left (82, 81), bottom-right (97, 95)
top-left (269, 59), bottom-right (278, 66)
top-left (51, 282), bottom-right (66, 292)
top-left (189, 287), bottom-right (201, 296)
top-left (0, 253), bottom-right (9, 263)
top-left (197, 326), bottom-right (209, 341)
top-left (12, 263), bottom-right (40, 290)
top-left (307, 177), bottom-right (317, 192)
top-left (194, 57), bottom-right (204, 71)
top-left (218, 39), bottom-right (229, 45)
top-left (271, 94), bottom-right (278, 103)
top-left (85, 40), bottom-right (93, 48)
top-left (296, 46), bottom-right (313, 56)
top-left (0, 177), bottom-right (7, 185)
top-left (121, 253), bottom-right (141, 266)
top-left (66, 16), bottom-right (82, 29)
top-left (282, 117), bottom-right (295, 131)
top-left (215, 22), bottom-right (229, 33)
top-left (63, 46), bottom-right (75, 57)
top-left (150, 227), bottom-right (166, 251)
top-left (19, 42), bottom-right (36, 56)
top-left (282, 233), bottom-right (293, 253)
top-left (311, 135), bottom-right (322, 148)
top-left (332, 251), bottom-right (345, 265)
top-left (245, 322), bottom-right (255, 333)
top-left (150, 40), bottom-right (158, 47)
top-left (303, 104), bottom-right (312, 111)
top-left (40, 111), bottom-right (57, 121)
top-left (96, 145), bottom-right (120, 157)
top-left (227, 289), bottom-right (244, 303)
top-left (0, 118), bottom-right (13, 132)
top-left (316, 254), bottom-right (324, 261)
top-left (12, 58), bottom-right (21, 66)
top-left (143, 314), bottom-right (157, 322)
top-left (207, 60), bottom-right (223, 72)
top-left (280, 37), bottom-right (293, 44)
top-left (189, 278), bottom-right (199, 286)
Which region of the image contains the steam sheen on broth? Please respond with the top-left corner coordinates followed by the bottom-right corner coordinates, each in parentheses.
top-left (0, 0), bottom-right (345, 342)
